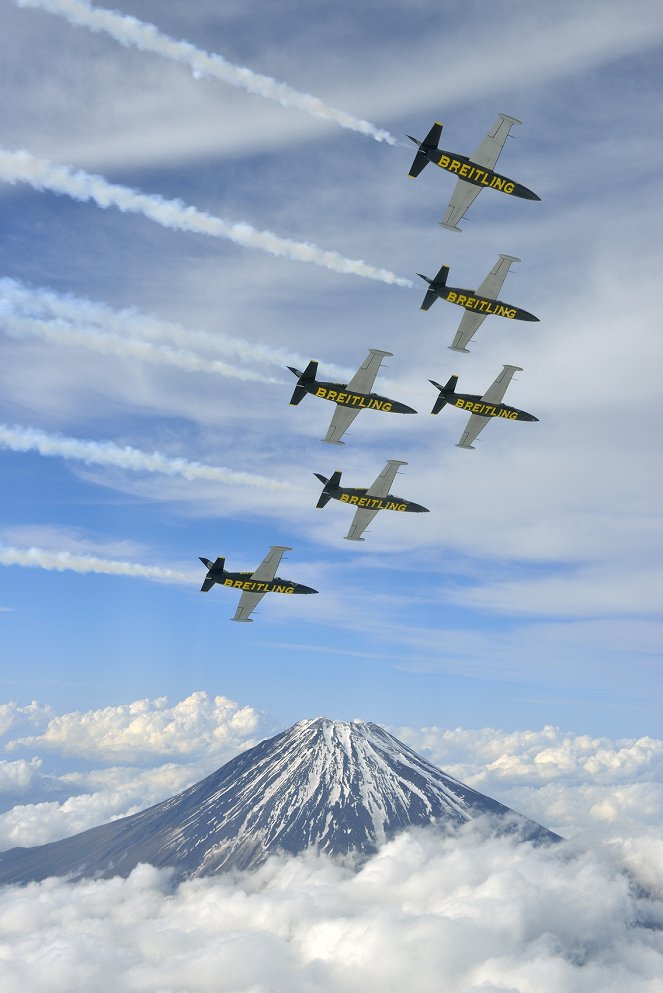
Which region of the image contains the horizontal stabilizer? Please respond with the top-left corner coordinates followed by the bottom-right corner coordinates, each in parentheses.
top-left (420, 288), bottom-right (438, 311)
top-left (408, 150), bottom-right (429, 179)
top-left (200, 577), bottom-right (215, 593)
top-left (314, 470), bottom-right (342, 510)
top-left (289, 384), bottom-right (307, 406)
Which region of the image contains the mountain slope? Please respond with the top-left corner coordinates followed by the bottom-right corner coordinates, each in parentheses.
top-left (0, 718), bottom-right (559, 883)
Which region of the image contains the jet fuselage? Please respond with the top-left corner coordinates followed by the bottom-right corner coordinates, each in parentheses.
top-left (299, 378), bottom-right (416, 415)
top-left (447, 392), bottom-right (538, 421)
top-left (202, 562), bottom-right (316, 595)
top-left (420, 277), bottom-right (538, 322)
top-left (423, 145), bottom-right (539, 200)
top-left (329, 485), bottom-right (428, 513)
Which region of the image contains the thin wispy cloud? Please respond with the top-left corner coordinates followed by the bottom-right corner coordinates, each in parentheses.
top-left (0, 424), bottom-right (298, 490)
top-left (0, 544), bottom-right (193, 584)
top-left (16, 0), bottom-right (398, 145)
top-left (0, 149), bottom-right (410, 285)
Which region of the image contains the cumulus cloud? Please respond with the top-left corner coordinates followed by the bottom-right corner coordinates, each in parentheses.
top-left (9, 691), bottom-right (265, 762)
top-left (0, 701), bottom-right (53, 739)
top-left (0, 758), bottom-right (42, 794)
top-left (0, 827), bottom-right (661, 993)
top-left (392, 725), bottom-right (663, 788)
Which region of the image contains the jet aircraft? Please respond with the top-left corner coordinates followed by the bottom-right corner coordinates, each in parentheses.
top-left (314, 460), bottom-right (429, 541)
top-left (288, 349), bottom-right (416, 445)
top-left (199, 546), bottom-right (317, 622)
top-left (419, 255), bottom-right (539, 352)
top-left (407, 114), bottom-right (540, 231)
top-left (429, 365), bottom-right (538, 449)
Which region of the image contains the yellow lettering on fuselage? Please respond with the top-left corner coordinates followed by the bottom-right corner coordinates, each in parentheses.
top-left (504, 182), bottom-right (515, 194)
top-left (313, 386), bottom-right (393, 412)
top-left (338, 493), bottom-right (409, 511)
top-left (453, 398), bottom-right (521, 419)
top-left (447, 291), bottom-right (457, 303)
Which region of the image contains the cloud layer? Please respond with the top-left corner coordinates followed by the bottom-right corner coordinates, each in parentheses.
top-left (0, 827), bottom-right (660, 993)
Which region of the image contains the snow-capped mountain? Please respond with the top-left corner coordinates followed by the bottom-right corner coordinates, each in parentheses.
top-left (0, 718), bottom-right (559, 884)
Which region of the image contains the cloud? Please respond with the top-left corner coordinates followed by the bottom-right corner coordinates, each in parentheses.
top-left (9, 691), bottom-right (265, 762)
top-left (0, 702), bottom-right (53, 739)
top-left (0, 758), bottom-right (42, 795)
top-left (16, 0), bottom-right (398, 145)
top-left (0, 148), bottom-right (411, 285)
top-left (0, 827), bottom-right (660, 993)
top-left (391, 725), bottom-right (663, 788)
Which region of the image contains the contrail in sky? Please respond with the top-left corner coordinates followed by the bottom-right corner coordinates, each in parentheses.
top-left (0, 277), bottom-right (346, 378)
top-left (1, 311), bottom-right (281, 384)
top-left (0, 424), bottom-right (297, 491)
top-left (16, 0), bottom-right (398, 145)
top-left (0, 150), bottom-right (411, 287)
top-left (0, 544), bottom-right (193, 584)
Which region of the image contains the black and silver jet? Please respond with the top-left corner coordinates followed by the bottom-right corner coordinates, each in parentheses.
top-left (430, 365), bottom-right (538, 450)
top-left (288, 348), bottom-right (416, 445)
top-left (419, 255), bottom-right (539, 352)
top-left (407, 114), bottom-right (540, 231)
top-left (199, 546), bottom-right (317, 622)
top-left (314, 460), bottom-right (429, 542)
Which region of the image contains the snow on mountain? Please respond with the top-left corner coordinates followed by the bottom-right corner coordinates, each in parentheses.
top-left (0, 718), bottom-right (559, 884)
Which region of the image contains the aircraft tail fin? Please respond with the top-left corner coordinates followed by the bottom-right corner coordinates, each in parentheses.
top-left (433, 264), bottom-right (449, 286)
top-left (315, 469), bottom-right (341, 508)
top-left (422, 122), bottom-right (442, 148)
top-left (407, 122), bottom-right (442, 177)
top-left (288, 360), bottom-right (318, 405)
top-left (199, 556), bottom-right (225, 591)
top-left (429, 375), bottom-right (458, 415)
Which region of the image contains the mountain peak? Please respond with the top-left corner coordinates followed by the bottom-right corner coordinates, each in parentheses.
top-left (0, 719), bottom-right (559, 885)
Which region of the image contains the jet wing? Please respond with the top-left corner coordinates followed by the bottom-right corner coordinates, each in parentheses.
top-left (480, 364), bottom-right (522, 405)
top-left (232, 590), bottom-right (266, 623)
top-left (440, 115), bottom-right (522, 232)
top-left (449, 310), bottom-right (485, 353)
top-left (346, 349), bottom-right (392, 393)
top-left (439, 180), bottom-right (481, 232)
top-left (365, 459), bottom-right (407, 499)
top-left (475, 254), bottom-right (520, 299)
top-left (470, 114), bottom-right (522, 170)
top-left (456, 414), bottom-right (489, 450)
top-left (250, 545), bottom-right (292, 582)
top-left (324, 405), bottom-right (360, 445)
top-left (345, 507), bottom-right (380, 542)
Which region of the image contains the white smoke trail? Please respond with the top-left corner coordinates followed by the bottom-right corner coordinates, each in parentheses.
top-left (0, 311), bottom-right (281, 384)
top-left (16, 0), bottom-right (398, 145)
top-left (0, 149), bottom-right (412, 287)
top-left (0, 544), bottom-right (193, 583)
top-left (0, 276), bottom-right (343, 377)
top-left (0, 424), bottom-right (298, 491)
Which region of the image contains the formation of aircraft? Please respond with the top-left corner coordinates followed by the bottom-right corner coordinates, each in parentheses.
top-left (199, 546), bottom-right (317, 622)
top-left (314, 460), bottom-right (429, 541)
top-left (407, 114), bottom-right (540, 231)
top-left (418, 254), bottom-right (539, 351)
top-left (429, 365), bottom-right (538, 449)
top-left (287, 349), bottom-right (416, 445)
top-left (200, 112), bottom-right (542, 619)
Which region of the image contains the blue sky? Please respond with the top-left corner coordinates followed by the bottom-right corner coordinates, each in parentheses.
top-left (1, 0), bottom-right (663, 743)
